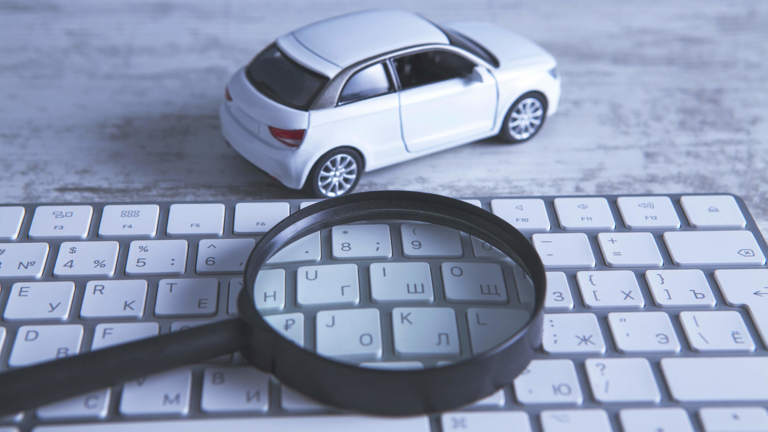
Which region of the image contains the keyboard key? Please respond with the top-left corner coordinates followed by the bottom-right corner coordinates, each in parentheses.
top-left (98, 205), bottom-right (159, 237)
top-left (661, 357), bottom-right (768, 401)
top-left (280, 385), bottom-right (327, 412)
top-left (467, 308), bottom-right (530, 354)
top-left (126, 240), bottom-right (187, 275)
top-left (616, 196), bottom-right (681, 229)
top-left (0, 327), bottom-right (6, 356)
top-left (91, 322), bottom-right (159, 350)
top-left (471, 236), bottom-right (506, 258)
top-left (167, 203), bottom-right (225, 236)
top-left (251, 268), bottom-right (285, 312)
top-left (543, 313), bottom-right (605, 354)
top-left (228, 278), bottom-right (243, 315)
top-left (663, 230), bottom-right (765, 265)
top-left (332, 224), bottom-right (392, 258)
top-left (81, 280), bottom-right (147, 318)
top-left (680, 195), bottom-right (746, 228)
top-left (401, 223), bottom-right (462, 257)
top-left (267, 232), bottom-right (321, 264)
top-left (316, 309), bottom-right (382, 361)
top-left (553, 197), bottom-right (614, 230)
top-left (466, 389), bottom-right (506, 408)
top-left (29, 205), bottom-right (92, 239)
top-left (699, 407), bottom-right (768, 432)
top-left (715, 269), bottom-right (768, 348)
top-left (679, 311), bottom-right (755, 351)
top-left (607, 312), bottom-right (680, 353)
top-left (442, 411), bottom-right (531, 432)
top-left (201, 367), bottom-right (269, 413)
top-left (36, 389), bottom-right (111, 420)
top-left (491, 198), bottom-right (550, 231)
top-left (0, 242), bottom-right (49, 278)
top-left (370, 262), bottom-right (433, 303)
top-left (545, 272), bottom-right (573, 310)
top-left (646, 269), bottom-right (716, 307)
top-left (0, 207), bottom-right (24, 240)
top-left (597, 232), bottom-right (663, 267)
top-left (155, 278), bottom-right (218, 317)
top-left (585, 358), bottom-right (660, 402)
top-left (577, 270), bottom-right (644, 308)
top-left (9, 324), bottom-right (83, 367)
top-left (532, 233), bottom-right (595, 268)
top-left (297, 264), bottom-right (359, 306)
top-left (392, 307), bottom-right (459, 356)
top-left (4, 282), bottom-right (74, 320)
top-left (53, 241), bottom-right (119, 277)
top-left (620, 408), bottom-right (693, 432)
top-left (263, 313), bottom-right (304, 347)
top-left (233, 202), bottom-right (289, 233)
top-left (196, 238), bottom-right (255, 273)
top-left (540, 409), bottom-right (611, 432)
top-left (359, 361), bottom-right (424, 370)
top-left (441, 262), bottom-right (507, 303)
top-left (513, 359), bottom-right (582, 404)
top-left (119, 369), bottom-right (191, 416)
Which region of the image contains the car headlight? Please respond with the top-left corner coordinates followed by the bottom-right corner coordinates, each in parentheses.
top-left (548, 67), bottom-right (559, 79)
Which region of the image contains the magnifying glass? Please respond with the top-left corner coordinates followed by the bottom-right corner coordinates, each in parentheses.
top-left (0, 191), bottom-right (545, 416)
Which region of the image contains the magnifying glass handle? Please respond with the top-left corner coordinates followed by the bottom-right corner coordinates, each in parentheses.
top-left (0, 318), bottom-right (249, 416)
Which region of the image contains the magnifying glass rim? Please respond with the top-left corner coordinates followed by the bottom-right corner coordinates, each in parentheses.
top-left (239, 190), bottom-right (545, 415)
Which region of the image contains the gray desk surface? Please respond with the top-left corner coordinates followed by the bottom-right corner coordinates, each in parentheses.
top-left (1, 1), bottom-right (767, 226)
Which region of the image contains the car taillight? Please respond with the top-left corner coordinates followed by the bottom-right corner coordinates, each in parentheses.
top-left (225, 87), bottom-right (232, 102)
top-left (269, 127), bottom-right (305, 148)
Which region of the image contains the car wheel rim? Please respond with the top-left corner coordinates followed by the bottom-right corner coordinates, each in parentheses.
top-left (317, 153), bottom-right (358, 197)
top-left (508, 97), bottom-right (544, 141)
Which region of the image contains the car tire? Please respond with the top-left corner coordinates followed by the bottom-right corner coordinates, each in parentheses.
top-left (499, 93), bottom-right (548, 143)
top-left (307, 148), bottom-right (363, 198)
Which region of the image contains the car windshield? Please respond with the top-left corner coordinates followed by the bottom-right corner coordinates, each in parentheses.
top-left (245, 44), bottom-right (329, 110)
top-left (439, 26), bottom-right (499, 68)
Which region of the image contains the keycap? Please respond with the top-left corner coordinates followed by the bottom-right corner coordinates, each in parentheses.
top-left (715, 268), bottom-right (768, 347)
top-left (267, 232), bottom-right (321, 263)
top-left (0, 206), bottom-right (24, 240)
top-left (679, 311), bottom-right (755, 351)
top-left (316, 309), bottom-right (382, 360)
top-left (607, 312), bottom-right (680, 353)
top-left (540, 409), bottom-right (611, 432)
top-left (0, 327), bottom-right (6, 355)
top-left (532, 233), bottom-right (595, 268)
top-left (228, 278), bottom-right (243, 314)
top-left (281, 385), bottom-right (327, 412)
top-left (491, 198), bottom-right (550, 231)
top-left (680, 195), bottom-right (746, 228)
top-left (442, 411), bottom-right (531, 432)
top-left (0, 242), bottom-right (49, 278)
top-left (196, 238), bottom-right (255, 273)
top-left (29, 205), bottom-right (92, 239)
top-left (663, 230), bottom-right (765, 265)
top-left (543, 313), bottom-right (605, 354)
top-left (369, 262), bottom-right (434, 303)
top-left (91, 322), bottom-right (159, 350)
top-left (155, 278), bottom-right (218, 316)
top-left (545, 272), bottom-right (573, 310)
top-left (126, 239), bottom-right (187, 274)
top-left (167, 203), bottom-right (225, 236)
top-left (471, 236), bottom-right (506, 258)
top-left (98, 204), bottom-right (159, 237)
top-left (441, 262), bottom-right (507, 303)
top-left (597, 232), bottom-right (663, 267)
top-left (233, 202), bottom-right (290, 233)
top-left (392, 307), bottom-right (459, 356)
top-left (585, 358), bottom-right (660, 402)
top-left (553, 197), bottom-right (615, 230)
top-left (620, 408), bottom-right (694, 432)
top-left (359, 361), bottom-right (423, 370)
top-left (332, 224), bottom-right (392, 258)
top-left (660, 357), bottom-right (768, 401)
top-left (263, 313), bottom-right (304, 347)
top-left (467, 308), bottom-right (530, 354)
top-left (467, 389), bottom-right (505, 408)
top-left (250, 268), bottom-right (285, 311)
top-left (513, 359), bottom-right (582, 404)
top-left (401, 223), bottom-right (462, 257)
top-left (201, 367), bottom-right (269, 413)
top-left (616, 196), bottom-right (681, 229)
top-left (119, 369), bottom-right (191, 416)
top-left (8, 324), bottom-right (83, 367)
top-left (646, 269), bottom-right (715, 307)
top-left (4, 282), bottom-right (74, 320)
top-left (53, 241), bottom-right (119, 277)
top-left (577, 270), bottom-right (644, 308)
top-left (80, 280), bottom-right (147, 318)
top-left (699, 407), bottom-right (768, 432)
top-left (36, 389), bottom-right (111, 420)
top-left (296, 264), bottom-right (359, 306)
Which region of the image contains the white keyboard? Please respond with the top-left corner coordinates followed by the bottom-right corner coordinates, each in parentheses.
top-left (1, 194), bottom-right (767, 432)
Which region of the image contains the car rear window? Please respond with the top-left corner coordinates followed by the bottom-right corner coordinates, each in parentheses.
top-left (245, 44), bottom-right (329, 110)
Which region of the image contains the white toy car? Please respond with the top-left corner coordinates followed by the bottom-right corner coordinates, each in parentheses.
top-left (220, 9), bottom-right (560, 197)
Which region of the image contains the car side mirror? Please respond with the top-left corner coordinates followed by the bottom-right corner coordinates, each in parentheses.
top-left (468, 66), bottom-right (485, 83)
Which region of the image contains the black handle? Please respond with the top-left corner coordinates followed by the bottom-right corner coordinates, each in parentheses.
top-left (0, 318), bottom-right (249, 416)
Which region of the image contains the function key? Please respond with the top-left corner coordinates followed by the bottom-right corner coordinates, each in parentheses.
top-left (167, 203), bottom-right (225, 236)
top-left (553, 197), bottom-right (615, 230)
top-left (680, 195), bottom-right (746, 228)
top-left (0, 207), bottom-right (25, 240)
top-left (29, 205), bottom-right (92, 239)
top-left (99, 204), bottom-right (159, 237)
top-left (234, 202), bottom-right (289, 234)
top-left (491, 199), bottom-right (550, 231)
top-left (617, 196), bottom-right (680, 229)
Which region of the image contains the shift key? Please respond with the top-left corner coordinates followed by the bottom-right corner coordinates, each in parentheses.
top-left (663, 231), bottom-right (765, 265)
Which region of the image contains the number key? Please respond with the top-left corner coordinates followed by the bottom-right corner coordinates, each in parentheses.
top-left (53, 241), bottom-right (119, 277)
top-left (332, 224), bottom-right (392, 258)
top-left (401, 223), bottom-right (462, 257)
top-left (126, 240), bottom-right (187, 275)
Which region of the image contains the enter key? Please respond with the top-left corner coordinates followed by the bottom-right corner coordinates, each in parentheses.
top-left (715, 269), bottom-right (768, 348)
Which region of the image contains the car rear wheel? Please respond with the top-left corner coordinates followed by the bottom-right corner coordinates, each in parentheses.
top-left (308, 148), bottom-right (363, 198)
top-left (499, 93), bottom-right (547, 143)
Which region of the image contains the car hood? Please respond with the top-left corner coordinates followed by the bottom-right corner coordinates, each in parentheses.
top-left (447, 21), bottom-right (556, 69)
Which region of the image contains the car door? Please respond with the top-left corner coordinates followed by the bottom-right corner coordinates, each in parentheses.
top-left (394, 49), bottom-right (497, 153)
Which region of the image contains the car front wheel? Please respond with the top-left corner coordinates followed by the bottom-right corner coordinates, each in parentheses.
top-left (499, 94), bottom-right (547, 143)
top-left (308, 148), bottom-right (362, 198)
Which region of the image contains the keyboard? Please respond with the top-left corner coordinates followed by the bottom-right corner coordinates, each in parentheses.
top-left (1, 194), bottom-right (767, 432)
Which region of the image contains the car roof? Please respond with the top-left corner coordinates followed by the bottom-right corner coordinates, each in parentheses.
top-left (277, 10), bottom-right (449, 77)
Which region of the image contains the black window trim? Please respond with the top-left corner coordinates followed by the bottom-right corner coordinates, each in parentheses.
top-left (335, 61), bottom-right (398, 107)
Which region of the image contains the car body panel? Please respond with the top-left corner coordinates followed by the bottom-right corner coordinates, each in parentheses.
top-left (276, 34), bottom-right (340, 78)
top-left (448, 22), bottom-right (556, 68)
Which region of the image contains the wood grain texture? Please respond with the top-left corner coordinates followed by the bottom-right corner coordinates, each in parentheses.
top-left (1, 0), bottom-right (766, 227)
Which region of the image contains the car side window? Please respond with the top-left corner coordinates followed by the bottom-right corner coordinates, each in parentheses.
top-left (393, 50), bottom-right (476, 90)
top-left (338, 63), bottom-right (393, 105)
